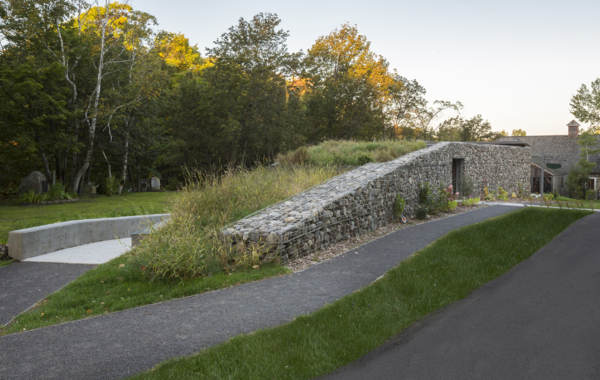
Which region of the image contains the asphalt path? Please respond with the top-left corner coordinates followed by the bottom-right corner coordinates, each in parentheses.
top-left (325, 212), bottom-right (600, 380)
top-left (0, 206), bottom-right (514, 379)
top-left (0, 262), bottom-right (94, 326)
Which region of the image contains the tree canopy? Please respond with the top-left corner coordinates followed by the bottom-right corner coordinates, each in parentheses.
top-left (0, 3), bottom-right (499, 196)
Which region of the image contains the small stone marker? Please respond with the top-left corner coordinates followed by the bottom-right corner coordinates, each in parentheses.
top-left (150, 176), bottom-right (160, 191)
top-left (18, 171), bottom-right (47, 194)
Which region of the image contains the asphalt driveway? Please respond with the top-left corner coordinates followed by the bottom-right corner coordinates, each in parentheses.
top-left (326, 212), bottom-right (600, 380)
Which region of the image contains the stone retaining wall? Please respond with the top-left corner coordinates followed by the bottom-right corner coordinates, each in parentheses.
top-left (222, 142), bottom-right (530, 262)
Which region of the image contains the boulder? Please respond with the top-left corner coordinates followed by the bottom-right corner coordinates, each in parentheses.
top-left (150, 176), bottom-right (160, 191)
top-left (18, 171), bottom-right (47, 194)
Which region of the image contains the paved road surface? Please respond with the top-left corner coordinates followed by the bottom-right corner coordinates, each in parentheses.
top-left (0, 262), bottom-right (94, 326)
top-left (326, 212), bottom-right (600, 380)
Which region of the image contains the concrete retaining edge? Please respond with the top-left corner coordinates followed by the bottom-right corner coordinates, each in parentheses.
top-left (7, 214), bottom-right (170, 261)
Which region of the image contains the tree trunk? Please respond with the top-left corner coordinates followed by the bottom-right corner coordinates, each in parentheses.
top-left (71, 2), bottom-right (109, 193)
top-left (41, 152), bottom-right (52, 185)
top-left (118, 129), bottom-right (130, 195)
top-left (102, 150), bottom-right (112, 178)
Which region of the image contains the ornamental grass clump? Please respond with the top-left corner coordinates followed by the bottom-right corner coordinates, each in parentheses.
top-left (130, 166), bottom-right (340, 280)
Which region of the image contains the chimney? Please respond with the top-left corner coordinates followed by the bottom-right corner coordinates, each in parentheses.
top-left (567, 120), bottom-right (580, 138)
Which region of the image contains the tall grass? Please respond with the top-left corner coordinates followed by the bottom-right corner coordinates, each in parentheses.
top-left (277, 139), bottom-right (426, 167)
top-left (131, 166), bottom-right (341, 279)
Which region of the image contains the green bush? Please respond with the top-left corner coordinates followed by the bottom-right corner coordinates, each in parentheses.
top-left (393, 195), bottom-right (406, 221)
top-left (543, 193), bottom-right (554, 202)
top-left (46, 182), bottom-right (72, 201)
top-left (517, 184), bottom-right (526, 199)
top-left (463, 197), bottom-right (480, 207)
top-left (567, 158), bottom-right (595, 199)
top-left (356, 154), bottom-right (373, 165)
top-left (19, 190), bottom-right (43, 204)
top-left (448, 200), bottom-right (458, 211)
top-left (497, 186), bottom-right (509, 201)
top-left (418, 182), bottom-right (432, 207)
top-left (586, 189), bottom-right (597, 200)
top-left (434, 185), bottom-right (450, 213)
top-left (103, 176), bottom-right (119, 196)
top-left (459, 177), bottom-right (474, 198)
top-left (415, 205), bottom-right (428, 220)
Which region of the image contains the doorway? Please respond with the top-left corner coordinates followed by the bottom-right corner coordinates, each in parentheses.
top-left (452, 158), bottom-right (464, 194)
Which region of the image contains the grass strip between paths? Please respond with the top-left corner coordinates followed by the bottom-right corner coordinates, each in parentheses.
top-left (1, 259), bottom-right (288, 334)
top-left (132, 208), bottom-right (590, 379)
top-left (0, 259), bottom-right (13, 268)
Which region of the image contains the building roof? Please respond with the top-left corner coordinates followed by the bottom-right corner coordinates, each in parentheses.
top-left (497, 134), bottom-right (600, 176)
top-left (567, 120), bottom-right (580, 127)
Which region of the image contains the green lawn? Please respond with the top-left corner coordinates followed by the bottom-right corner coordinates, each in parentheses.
top-left (554, 196), bottom-right (600, 209)
top-left (0, 259), bottom-right (13, 267)
top-left (132, 208), bottom-right (589, 380)
top-left (0, 192), bottom-right (177, 244)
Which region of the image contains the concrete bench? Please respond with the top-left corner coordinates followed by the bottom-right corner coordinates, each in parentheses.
top-left (7, 214), bottom-right (170, 261)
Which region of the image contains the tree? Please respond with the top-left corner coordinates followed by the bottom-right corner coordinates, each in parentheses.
top-left (571, 78), bottom-right (600, 132)
top-left (567, 158), bottom-right (595, 199)
top-left (155, 32), bottom-right (207, 72)
top-left (388, 75), bottom-right (427, 137)
top-left (158, 12), bottom-right (301, 176)
top-left (304, 24), bottom-right (395, 141)
top-left (512, 129), bottom-right (526, 136)
top-left (436, 115), bottom-right (495, 141)
top-left (577, 130), bottom-right (600, 161)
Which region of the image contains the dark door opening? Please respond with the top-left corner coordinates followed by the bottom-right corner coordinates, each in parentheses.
top-left (452, 158), bottom-right (464, 194)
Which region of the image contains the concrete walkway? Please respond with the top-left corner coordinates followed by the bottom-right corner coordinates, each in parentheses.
top-left (326, 212), bottom-right (600, 380)
top-left (0, 262), bottom-right (94, 326)
top-left (23, 237), bottom-right (132, 264)
top-left (0, 206), bottom-right (514, 379)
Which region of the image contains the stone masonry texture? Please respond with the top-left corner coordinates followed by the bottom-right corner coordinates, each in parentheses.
top-left (222, 142), bottom-right (531, 262)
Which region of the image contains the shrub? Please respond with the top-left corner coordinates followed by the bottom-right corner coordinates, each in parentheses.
top-left (448, 200), bottom-right (458, 211)
top-left (418, 182), bottom-right (432, 206)
top-left (497, 186), bottom-right (509, 201)
top-left (483, 190), bottom-right (496, 201)
top-left (586, 189), bottom-right (596, 200)
top-left (277, 146), bottom-right (309, 166)
top-left (415, 205), bottom-right (428, 220)
top-left (517, 184), bottom-right (526, 199)
top-left (103, 176), bottom-right (119, 196)
top-left (46, 182), bottom-right (72, 201)
top-left (19, 190), bottom-right (43, 204)
top-left (356, 154), bottom-right (373, 165)
top-left (463, 197), bottom-right (480, 207)
top-left (567, 158), bottom-right (595, 199)
top-left (543, 193), bottom-right (554, 202)
top-left (459, 177), bottom-right (474, 198)
top-left (434, 185), bottom-right (450, 213)
top-left (393, 195), bottom-right (406, 221)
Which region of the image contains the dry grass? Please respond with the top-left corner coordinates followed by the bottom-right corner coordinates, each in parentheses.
top-left (131, 166), bottom-right (342, 279)
top-left (277, 139), bottom-right (426, 167)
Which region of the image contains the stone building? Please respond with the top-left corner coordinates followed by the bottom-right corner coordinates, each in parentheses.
top-left (498, 120), bottom-right (600, 194)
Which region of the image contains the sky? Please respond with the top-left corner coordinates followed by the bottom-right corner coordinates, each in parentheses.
top-left (129, 0), bottom-right (600, 136)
